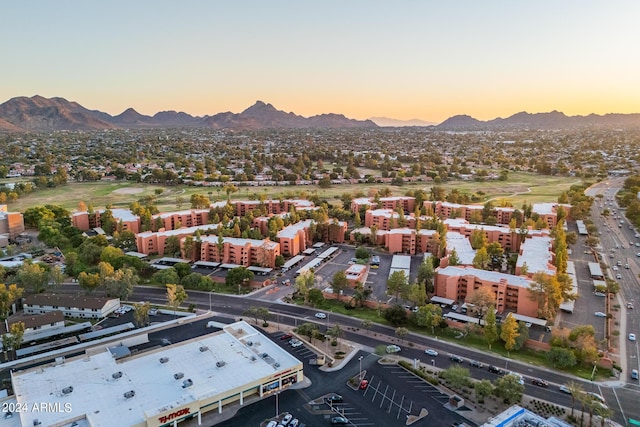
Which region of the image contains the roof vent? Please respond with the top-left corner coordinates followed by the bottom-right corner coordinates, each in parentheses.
top-left (182, 379), bottom-right (193, 388)
top-left (261, 353), bottom-right (269, 358)
top-left (159, 357), bottom-right (169, 364)
top-left (274, 362), bottom-right (280, 368)
top-left (33, 420), bottom-right (42, 426)
top-left (246, 341), bottom-right (253, 346)
top-left (62, 386), bottom-right (73, 395)
top-left (174, 372), bottom-right (184, 380)
top-left (124, 390), bottom-right (135, 399)
top-left (216, 361), bottom-right (226, 368)
top-left (199, 346), bottom-right (208, 352)
top-left (112, 371), bottom-right (123, 379)
top-left (250, 356), bottom-right (256, 361)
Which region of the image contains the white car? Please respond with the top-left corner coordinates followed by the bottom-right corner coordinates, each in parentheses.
top-left (315, 312), bottom-right (327, 319)
top-left (424, 349), bottom-right (439, 356)
top-left (617, 273), bottom-right (622, 279)
top-left (386, 345), bottom-right (401, 353)
top-left (595, 311), bottom-right (607, 317)
top-left (629, 333), bottom-right (636, 342)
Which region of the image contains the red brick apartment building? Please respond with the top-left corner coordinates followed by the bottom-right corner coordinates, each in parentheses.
top-left (385, 228), bottom-right (440, 255)
top-left (0, 205), bottom-right (25, 239)
top-left (152, 209), bottom-right (211, 231)
top-left (199, 236), bottom-right (280, 268)
top-left (434, 266), bottom-right (539, 317)
top-left (350, 196), bottom-right (415, 214)
top-left (136, 224), bottom-right (219, 256)
top-left (72, 209), bottom-right (140, 234)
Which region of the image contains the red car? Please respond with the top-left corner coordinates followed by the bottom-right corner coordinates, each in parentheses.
top-left (359, 380), bottom-right (368, 389)
top-left (280, 333), bottom-right (293, 340)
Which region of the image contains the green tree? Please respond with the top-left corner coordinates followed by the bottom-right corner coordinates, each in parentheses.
top-left (493, 374), bottom-right (525, 405)
top-left (470, 229), bottom-right (488, 249)
top-left (165, 283), bottom-right (188, 315)
top-left (473, 247), bottom-right (490, 270)
top-left (565, 381), bottom-right (584, 418)
top-left (104, 267), bottom-right (138, 300)
top-left (225, 267), bottom-right (254, 294)
top-left (417, 258), bottom-right (435, 295)
top-left (78, 271), bottom-right (101, 294)
top-left (383, 304), bottom-right (408, 327)
top-left (474, 380), bottom-right (494, 403)
top-left (243, 306), bottom-right (261, 325)
top-left (483, 305), bottom-right (498, 349)
top-left (514, 321), bottom-right (530, 350)
top-left (387, 270), bottom-right (409, 303)
top-left (133, 301), bottom-right (151, 327)
top-left (355, 246), bottom-right (370, 260)
top-left (294, 270), bottom-right (315, 304)
top-left (307, 288), bottom-right (325, 307)
top-left (448, 249), bottom-right (460, 266)
top-left (48, 265), bottom-right (65, 289)
top-left (152, 268), bottom-right (180, 286)
top-left (467, 287), bottom-right (496, 318)
top-left (330, 271), bottom-right (349, 301)
top-left (0, 284), bottom-right (23, 320)
top-left (257, 307), bottom-right (272, 326)
top-left (296, 322), bottom-right (320, 343)
top-left (500, 313), bottom-right (520, 353)
top-left (164, 236), bottom-right (181, 257)
top-left (16, 262), bottom-right (48, 293)
top-left (406, 282), bottom-right (427, 308)
top-left (327, 324), bottom-right (344, 346)
top-left (546, 347), bottom-right (577, 368)
top-left (442, 365), bottom-right (471, 390)
top-left (395, 326), bottom-right (409, 343)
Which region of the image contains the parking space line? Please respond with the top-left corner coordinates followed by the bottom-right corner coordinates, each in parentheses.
top-left (388, 389), bottom-right (396, 413)
top-left (396, 395), bottom-right (405, 419)
top-left (362, 375), bottom-right (374, 397)
top-left (379, 384), bottom-right (389, 408)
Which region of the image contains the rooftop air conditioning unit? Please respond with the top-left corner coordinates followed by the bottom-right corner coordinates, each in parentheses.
top-left (159, 357), bottom-right (169, 364)
top-left (174, 372), bottom-right (184, 380)
top-left (199, 346), bottom-right (208, 352)
top-left (216, 361), bottom-right (226, 368)
top-left (62, 386), bottom-right (73, 394)
top-left (124, 390), bottom-right (135, 399)
top-left (182, 379), bottom-right (193, 389)
top-left (112, 371), bottom-right (123, 379)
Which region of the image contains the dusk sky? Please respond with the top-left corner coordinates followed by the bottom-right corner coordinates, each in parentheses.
top-left (3, 1), bottom-right (640, 123)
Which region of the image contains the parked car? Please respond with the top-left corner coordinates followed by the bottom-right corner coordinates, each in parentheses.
top-left (629, 333), bottom-right (636, 342)
top-left (288, 419), bottom-right (299, 427)
top-left (281, 413), bottom-right (293, 425)
top-left (289, 339), bottom-right (303, 348)
top-left (266, 421), bottom-right (278, 427)
top-left (331, 417), bottom-right (349, 425)
top-left (632, 369), bottom-right (639, 380)
top-left (469, 360), bottom-right (483, 368)
top-left (424, 349), bottom-right (439, 357)
top-left (315, 312), bottom-right (327, 319)
top-left (628, 302), bottom-right (634, 309)
top-left (386, 344), bottom-right (401, 353)
top-left (325, 394), bottom-right (343, 404)
top-left (594, 292), bottom-right (606, 297)
top-left (359, 379), bottom-right (369, 389)
top-left (280, 333), bottom-right (293, 340)
top-left (531, 378), bottom-right (548, 387)
top-left (449, 355), bottom-right (464, 363)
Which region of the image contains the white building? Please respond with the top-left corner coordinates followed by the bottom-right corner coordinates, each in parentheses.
top-left (23, 294), bottom-right (120, 319)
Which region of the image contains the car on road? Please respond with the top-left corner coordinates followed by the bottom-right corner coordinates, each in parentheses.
top-left (612, 266), bottom-right (619, 271)
top-left (625, 264), bottom-right (630, 269)
top-left (594, 292), bottom-right (606, 297)
top-left (531, 378), bottom-right (548, 387)
top-left (507, 372), bottom-right (524, 385)
top-left (469, 360), bottom-right (483, 368)
top-left (325, 394), bottom-right (343, 404)
top-left (559, 385), bottom-right (572, 394)
top-left (386, 344), bottom-right (401, 353)
top-left (632, 369), bottom-right (639, 380)
top-left (629, 333), bottom-right (636, 341)
top-left (424, 349), bottom-right (439, 356)
top-left (586, 392), bottom-right (605, 404)
top-left (314, 312), bottom-right (327, 319)
top-left (628, 302), bottom-right (634, 309)
top-left (449, 355), bottom-right (464, 363)
top-left (288, 419), bottom-right (299, 427)
top-left (616, 273), bottom-right (622, 279)
top-left (595, 311), bottom-right (607, 317)
top-left (331, 416), bottom-right (349, 425)
top-left (488, 365), bottom-right (505, 375)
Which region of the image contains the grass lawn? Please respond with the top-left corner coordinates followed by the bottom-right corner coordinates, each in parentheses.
top-left (5, 172), bottom-right (581, 212)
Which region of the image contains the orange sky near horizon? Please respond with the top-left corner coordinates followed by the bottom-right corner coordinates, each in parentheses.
top-left (2, 1), bottom-right (640, 123)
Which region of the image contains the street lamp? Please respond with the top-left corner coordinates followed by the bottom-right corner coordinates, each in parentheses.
top-left (209, 290), bottom-right (212, 312)
top-left (358, 356), bottom-right (363, 381)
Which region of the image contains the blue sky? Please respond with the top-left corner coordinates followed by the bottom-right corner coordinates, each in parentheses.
top-left (2, 1), bottom-right (639, 122)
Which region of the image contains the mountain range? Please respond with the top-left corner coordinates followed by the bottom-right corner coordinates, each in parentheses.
top-left (0, 96), bottom-right (378, 132)
top-left (0, 95), bottom-right (639, 132)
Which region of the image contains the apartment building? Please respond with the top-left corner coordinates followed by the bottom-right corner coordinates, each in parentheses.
top-left (0, 205), bottom-right (25, 239)
top-left (152, 209), bottom-right (210, 231)
top-left (135, 224), bottom-right (219, 256)
top-left (384, 228), bottom-right (440, 255)
top-left (276, 219), bottom-right (313, 256)
top-left (199, 236), bottom-right (280, 268)
top-left (434, 266), bottom-right (539, 317)
top-left (350, 196), bottom-right (415, 214)
top-left (72, 209), bottom-right (140, 234)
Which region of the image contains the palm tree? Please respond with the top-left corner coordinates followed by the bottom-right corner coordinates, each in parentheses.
top-left (565, 381), bottom-right (584, 418)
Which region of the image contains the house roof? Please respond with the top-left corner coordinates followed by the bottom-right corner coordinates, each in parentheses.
top-left (23, 294), bottom-right (118, 310)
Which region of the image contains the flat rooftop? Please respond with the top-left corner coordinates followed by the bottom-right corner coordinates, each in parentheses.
top-left (438, 266), bottom-right (532, 289)
top-left (12, 321), bottom-right (302, 427)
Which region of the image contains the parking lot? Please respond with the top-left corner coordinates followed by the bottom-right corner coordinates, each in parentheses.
top-left (214, 329), bottom-right (476, 427)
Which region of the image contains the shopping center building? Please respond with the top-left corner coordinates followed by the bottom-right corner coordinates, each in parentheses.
top-left (10, 321), bottom-right (303, 427)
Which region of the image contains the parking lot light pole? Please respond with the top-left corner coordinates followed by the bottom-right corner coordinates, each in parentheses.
top-left (359, 356), bottom-right (363, 381)
top-left (209, 291), bottom-right (212, 312)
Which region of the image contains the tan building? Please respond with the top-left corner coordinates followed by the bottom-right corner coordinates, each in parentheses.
top-left (434, 266), bottom-right (539, 317)
top-left (72, 209), bottom-right (140, 234)
top-left (199, 236), bottom-right (280, 268)
top-left (136, 224), bottom-right (219, 256)
top-left (152, 209), bottom-right (211, 231)
top-left (276, 219), bottom-right (313, 256)
top-left (344, 264), bottom-right (367, 286)
top-left (0, 205), bottom-right (25, 239)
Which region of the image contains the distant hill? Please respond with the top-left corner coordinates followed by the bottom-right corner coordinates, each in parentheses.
top-left (0, 96), bottom-right (378, 132)
top-left (369, 117), bottom-right (436, 127)
top-left (436, 110), bottom-right (640, 130)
